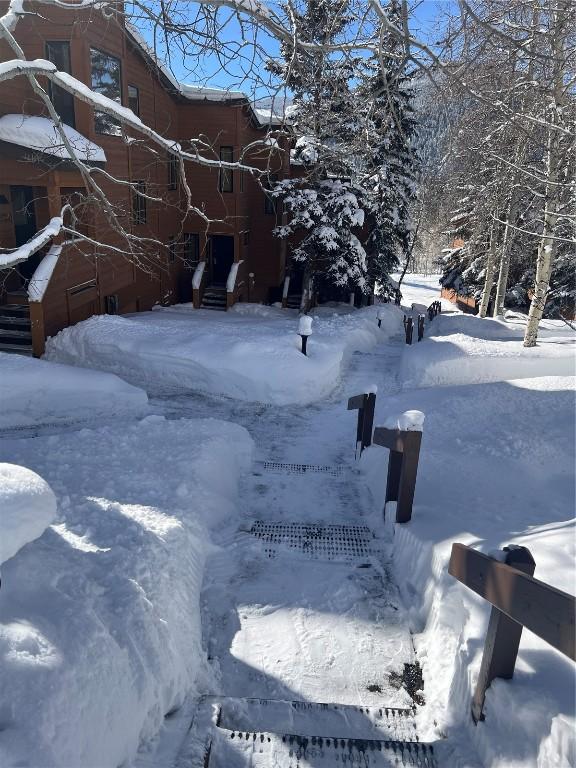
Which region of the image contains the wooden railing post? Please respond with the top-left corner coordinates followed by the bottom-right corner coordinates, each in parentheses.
top-left (471, 546), bottom-right (536, 723)
top-left (417, 314), bottom-right (425, 341)
top-left (373, 423), bottom-right (423, 522)
top-left (403, 315), bottom-right (413, 344)
top-left (347, 391), bottom-right (377, 458)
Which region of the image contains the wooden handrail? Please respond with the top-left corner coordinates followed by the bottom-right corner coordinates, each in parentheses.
top-left (449, 544), bottom-right (575, 661)
top-left (449, 543), bottom-right (576, 722)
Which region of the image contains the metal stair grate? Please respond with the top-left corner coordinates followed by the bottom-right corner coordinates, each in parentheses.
top-left (210, 730), bottom-right (436, 766)
top-left (248, 521), bottom-right (377, 561)
top-left (260, 461), bottom-right (344, 477)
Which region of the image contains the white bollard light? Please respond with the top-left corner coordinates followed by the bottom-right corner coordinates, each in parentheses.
top-left (298, 315), bottom-right (313, 355)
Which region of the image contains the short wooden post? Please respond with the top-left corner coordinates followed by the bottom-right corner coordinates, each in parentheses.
top-left (471, 546), bottom-right (536, 723)
top-left (417, 314), bottom-right (425, 341)
top-left (373, 426), bottom-right (423, 522)
top-left (362, 392), bottom-right (376, 452)
top-left (348, 391), bottom-right (377, 458)
top-left (403, 315), bottom-right (413, 345)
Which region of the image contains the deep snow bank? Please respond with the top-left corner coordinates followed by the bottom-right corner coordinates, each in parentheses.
top-left (0, 416), bottom-right (253, 768)
top-left (400, 311), bottom-right (575, 389)
top-left (0, 352), bottom-right (148, 429)
top-left (45, 303), bottom-right (403, 404)
top-left (361, 375), bottom-right (575, 768)
top-left (0, 464), bottom-right (57, 565)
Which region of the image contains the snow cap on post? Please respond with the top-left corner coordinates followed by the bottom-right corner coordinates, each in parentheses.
top-left (398, 410), bottom-right (425, 432)
top-left (298, 315), bottom-right (313, 336)
top-left (383, 410), bottom-right (425, 433)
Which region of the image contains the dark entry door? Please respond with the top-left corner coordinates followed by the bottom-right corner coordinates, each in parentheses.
top-left (211, 235), bottom-right (234, 285)
top-left (11, 186), bottom-right (37, 247)
top-left (11, 186), bottom-right (41, 282)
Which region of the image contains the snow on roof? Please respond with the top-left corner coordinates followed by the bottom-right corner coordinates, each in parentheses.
top-left (254, 107), bottom-right (286, 126)
top-left (0, 114), bottom-right (106, 163)
top-left (180, 83), bottom-right (246, 102)
top-left (125, 22), bottom-right (291, 130)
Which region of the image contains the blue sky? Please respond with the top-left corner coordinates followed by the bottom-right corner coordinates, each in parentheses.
top-left (133, 1), bottom-right (449, 96)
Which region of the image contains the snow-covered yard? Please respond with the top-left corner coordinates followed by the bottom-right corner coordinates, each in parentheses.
top-left (0, 352), bottom-right (148, 430)
top-left (0, 275), bottom-right (574, 768)
top-left (0, 416), bottom-right (252, 768)
top-left (400, 310), bottom-right (575, 389)
top-left (44, 302), bottom-right (402, 405)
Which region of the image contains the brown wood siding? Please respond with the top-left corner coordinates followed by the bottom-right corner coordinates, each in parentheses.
top-left (0, 1), bottom-right (288, 349)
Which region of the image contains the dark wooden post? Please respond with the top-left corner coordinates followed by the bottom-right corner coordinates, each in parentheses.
top-left (348, 392), bottom-right (377, 458)
top-left (362, 392), bottom-right (376, 452)
top-left (417, 314), bottom-right (425, 341)
top-left (403, 315), bottom-right (413, 345)
top-left (373, 426), bottom-right (423, 522)
top-left (471, 546), bottom-right (536, 723)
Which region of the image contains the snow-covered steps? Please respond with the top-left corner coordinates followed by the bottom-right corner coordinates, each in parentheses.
top-left (201, 286), bottom-right (227, 310)
top-left (246, 521), bottom-right (379, 562)
top-left (212, 697), bottom-right (420, 741)
top-left (179, 696), bottom-right (435, 767)
top-left (0, 303), bottom-right (33, 355)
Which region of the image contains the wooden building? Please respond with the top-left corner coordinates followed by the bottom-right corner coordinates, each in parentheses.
top-left (0, 1), bottom-right (290, 356)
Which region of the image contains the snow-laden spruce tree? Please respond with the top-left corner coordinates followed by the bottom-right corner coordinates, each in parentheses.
top-left (358, 0), bottom-right (419, 299)
top-left (269, 0), bottom-right (420, 304)
top-left (267, 0), bottom-right (370, 303)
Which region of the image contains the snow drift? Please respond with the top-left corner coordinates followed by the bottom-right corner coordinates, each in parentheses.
top-left (0, 352), bottom-right (148, 430)
top-left (0, 464), bottom-right (57, 565)
top-left (400, 312), bottom-right (575, 389)
top-left (0, 416), bottom-right (254, 768)
top-left (361, 374), bottom-right (575, 768)
top-left (45, 303), bottom-right (403, 404)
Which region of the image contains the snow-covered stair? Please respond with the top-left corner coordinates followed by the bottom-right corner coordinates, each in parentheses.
top-left (178, 696), bottom-right (436, 767)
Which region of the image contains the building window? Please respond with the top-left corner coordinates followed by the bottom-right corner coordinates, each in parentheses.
top-left (168, 154), bottom-right (179, 190)
top-left (90, 47), bottom-right (122, 135)
top-left (132, 181), bottom-right (146, 224)
top-left (183, 233), bottom-right (200, 267)
top-left (168, 236), bottom-right (176, 262)
top-left (128, 84), bottom-right (140, 116)
top-left (219, 146), bottom-right (233, 193)
top-left (46, 41), bottom-right (75, 128)
top-left (264, 173), bottom-right (278, 215)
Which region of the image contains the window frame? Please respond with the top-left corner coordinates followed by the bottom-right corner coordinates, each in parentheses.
top-left (90, 46), bottom-right (123, 136)
top-left (45, 41), bottom-right (75, 128)
top-left (219, 146), bottom-right (234, 193)
top-left (128, 84), bottom-right (140, 117)
top-left (132, 181), bottom-right (147, 225)
top-left (183, 233), bottom-right (200, 267)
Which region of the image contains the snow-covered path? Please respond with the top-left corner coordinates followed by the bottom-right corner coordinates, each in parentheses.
top-left (132, 328), bottom-right (436, 767)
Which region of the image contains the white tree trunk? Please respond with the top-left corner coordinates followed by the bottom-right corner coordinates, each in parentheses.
top-left (479, 219), bottom-right (498, 317)
top-left (523, 3), bottom-right (566, 347)
top-left (523, 125), bottom-right (560, 347)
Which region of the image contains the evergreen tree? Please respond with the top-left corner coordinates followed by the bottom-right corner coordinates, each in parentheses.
top-left (268, 0), bottom-right (369, 302)
top-left (358, 0), bottom-right (419, 299)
